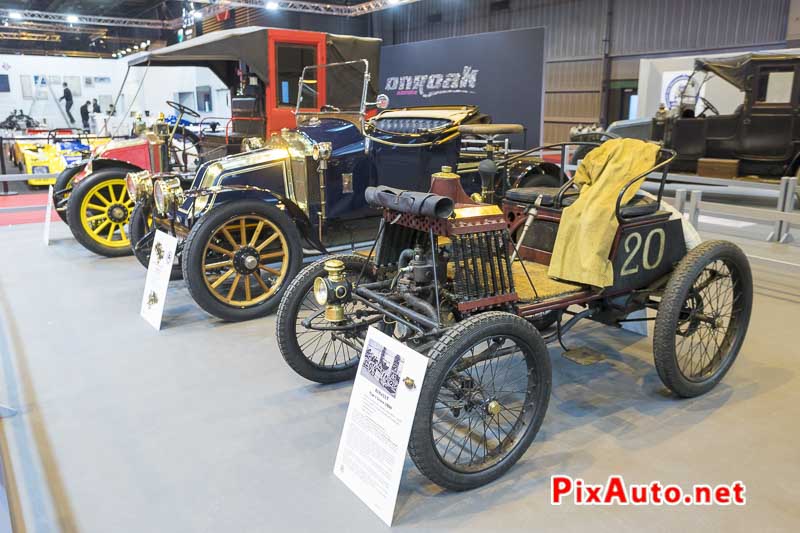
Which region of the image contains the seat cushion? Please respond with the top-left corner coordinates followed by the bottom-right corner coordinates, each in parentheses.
top-left (618, 194), bottom-right (659, 217)
top-left (505, 186), bottom-right (578, 207)
top-left (505, 186), bottom-right (658, 217)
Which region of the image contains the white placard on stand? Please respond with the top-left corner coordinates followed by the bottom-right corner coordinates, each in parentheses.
top-left (140, 230), bottom-right (178, 330)
top-left (43, 185), bottom-right (54, 245)
top-left (334, 327), bottom-right (428, 526)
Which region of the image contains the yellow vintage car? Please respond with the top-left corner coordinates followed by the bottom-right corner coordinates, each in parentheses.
top-left (16, 137), bottom-right (109, 186)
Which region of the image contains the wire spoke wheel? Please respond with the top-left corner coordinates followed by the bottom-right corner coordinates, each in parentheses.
top-left (432, 335), bottom-right (538, 473)
top-left (409, 312), bottom-right (551, 491)
top-left (277, 255), bottom-right (380, 384)
top-left (654, 240), bottom-right (752, 397)
top-left (674, 260), bottom-right (740, 381)
top-left (201, 215), bottom-right (289, 307)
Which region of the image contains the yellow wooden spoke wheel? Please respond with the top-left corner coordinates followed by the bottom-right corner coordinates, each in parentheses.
top-left (182, 200), bottom-right (302, 321)
top-left (66, 168), bottom-right (136, 257)
top-left (201, 215), bottom-right (290, 306)
top-left (79, 179), bottom-right (133, 247)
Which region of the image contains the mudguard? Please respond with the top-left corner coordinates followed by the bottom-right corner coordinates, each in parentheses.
top-left (187, 184), bottom-right (327, 254)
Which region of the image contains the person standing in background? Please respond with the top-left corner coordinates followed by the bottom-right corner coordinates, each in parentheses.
top-left (92, 98), bottom-right (100, 113)
top-left (59, 82), bottom-right (75, 124)
top-left (80, 100), bottom-right (90, 131)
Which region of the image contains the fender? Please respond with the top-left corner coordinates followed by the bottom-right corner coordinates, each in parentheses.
top-left (509, 160), bottom-right (564, 188)
top-left (72, 158), bottom-right (144, 185)
top-left (187, 184), bottom-right (328, 254)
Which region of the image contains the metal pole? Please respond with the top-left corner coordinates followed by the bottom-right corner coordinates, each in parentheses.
top-left (0, 136), bottom-right (17, 197)
top-left (767, 176), bottom-right (796, 243)
top-left (687, 190), bottom-right (702, 227)
top-left (674, 188), bottom-right (687, 214)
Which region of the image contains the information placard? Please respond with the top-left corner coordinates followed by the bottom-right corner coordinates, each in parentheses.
top-left (334, 327), bottom-right (428, 526)
top-left (43, 185), bottom-right (53, 245)
top-left (140, 230), bottom-right (178, 330)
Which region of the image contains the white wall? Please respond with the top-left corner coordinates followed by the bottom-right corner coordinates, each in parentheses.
top-left (636, 48), bottom-right (800, 120)
top-left (0, 54), bottom-right (230, 133)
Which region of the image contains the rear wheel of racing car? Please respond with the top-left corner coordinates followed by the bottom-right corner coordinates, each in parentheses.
top-left (653, 240), bottom-right (752, 398)
top-left (277, 254), bottom-right (381, 384)
top-left (66, 167), bottom-right (135, 257)
top-left (53, 163), bottom-right (85, 224)
top-left (408, 311), bottom-right (552, 491)
top-left (129, 203), bottom-right (183, 280)
top-left (182, 200), bottom-right (302, 321)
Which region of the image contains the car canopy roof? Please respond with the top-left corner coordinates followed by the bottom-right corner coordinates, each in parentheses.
top-left (695, 52), bottom-right (800, 91)
top-left (129, 26), bottom-right (381, 98)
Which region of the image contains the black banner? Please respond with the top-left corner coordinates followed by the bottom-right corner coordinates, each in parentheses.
top-left (379, 27), bottom-right (545, 146)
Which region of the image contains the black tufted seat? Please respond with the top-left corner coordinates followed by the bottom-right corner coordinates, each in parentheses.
top-left (372, 118), bottom-right (452, 134)
top-left (505, 186), bottom-right (659, 218)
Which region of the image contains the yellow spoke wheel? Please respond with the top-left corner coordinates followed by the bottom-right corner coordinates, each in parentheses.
top-left (182, 200), bottom-right (302, 321)
top-left (201, 215), bottom-right (289, 306)
top-left (66, 168), bottom-right (136, 257)
top-left (78, 178), bottom-right (133, 248)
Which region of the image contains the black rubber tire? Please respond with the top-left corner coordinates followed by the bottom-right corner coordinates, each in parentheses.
top-left (53, 163), bottom-right (84, 224)
top-left (653, 240), bottom-right (753, 398)
top-left (66, 167), bottom-right (134, 257)
top-left (181, 200), bottom-right (302, 321)
top-left (277, 254), bottom-right (377, 384)
top-left (408, 311), bottom-right (552, 491)
top-left (129, 202), bottom-right (183, 280)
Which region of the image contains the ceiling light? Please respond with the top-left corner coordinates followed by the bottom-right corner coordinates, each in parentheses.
top-left (146, 39), bottom-right (151, 45)
top-left (134, 45), bottom-right (139, 50)
top-left (126, 47), bottom-right (131, 52)
top-left (66, 14), bottom-right (79, 23)
top-left (9, 11), bottom-right (21, 20)
top-left (140, 41), bottom-right (146, 48)
top-left (266, 2), bottom-right (279, 9)
top-left (112, 53), bottom-right (117, 58)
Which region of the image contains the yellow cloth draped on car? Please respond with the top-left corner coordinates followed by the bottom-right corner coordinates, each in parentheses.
top-left (547, 138), bottom-right (660, 288)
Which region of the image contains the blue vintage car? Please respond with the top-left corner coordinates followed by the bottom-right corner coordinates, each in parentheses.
top-left (127, 61), bottom-right (559, 321)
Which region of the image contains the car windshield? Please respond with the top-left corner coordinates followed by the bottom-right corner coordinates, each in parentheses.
top-left (296, 60), bottom-right (369, 114)
top-left (679, 71), bottom-right (710, 109)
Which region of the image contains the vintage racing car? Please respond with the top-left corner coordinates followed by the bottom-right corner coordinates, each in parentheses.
top-left (275, 138), bottom-right (752, 491)
top-left (16, 136), bottom-right (107, 186)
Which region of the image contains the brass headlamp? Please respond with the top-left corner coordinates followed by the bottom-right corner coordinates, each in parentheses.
top-left (153, 177), bottom-right (185, 216)
top-left (312, 141), bottom-right (332, 162)
top-left (125, 170), bottom-right (153, 202)
top-left (313, 259), bottom-right (351, 322)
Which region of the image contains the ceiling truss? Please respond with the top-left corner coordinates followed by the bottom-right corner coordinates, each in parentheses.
top-left (0, 0), bottom-right (422, 33)
top-left (0, 9), bottom-right (169, 30)
top-left (191, 0), bottom-right (422, 18)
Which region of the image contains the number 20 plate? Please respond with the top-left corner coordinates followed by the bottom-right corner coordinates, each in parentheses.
top-left (610, 218), bottom-right (686, 291)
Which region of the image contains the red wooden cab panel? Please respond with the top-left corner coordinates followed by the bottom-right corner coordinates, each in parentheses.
top-left (266, 29), bottom-right (327, 135)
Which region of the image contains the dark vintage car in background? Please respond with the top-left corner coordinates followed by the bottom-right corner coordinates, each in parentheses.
top-left (583, 53), bottom-right (800, 179)
top-left (127, 60), bottom-right (562, 322)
